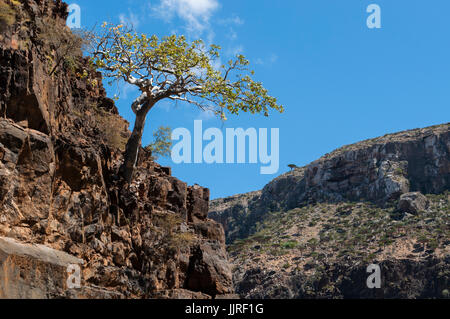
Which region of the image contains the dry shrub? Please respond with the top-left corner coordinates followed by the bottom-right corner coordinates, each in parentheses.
top-left (93, 108), bottom-right (128, 151)
top-left (36, 17), bottom-right (91, 75)
top-left (0, 1), bottom-right (16, 31)
top-left (153, 212), bottom-right (197, 250)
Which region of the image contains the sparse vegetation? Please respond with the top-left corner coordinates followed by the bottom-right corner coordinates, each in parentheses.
top-left (36, 17), bottom-right (91, 76)
top-left (152, 212), bottom-right (197, 251)
top-left (228, 191), bottom-right (449, 274)
top-left (93, 106), bottom-right (128, 151)
top-left (395, 167), bottom-right (405, 176)
top-left (281, 240), bottom-right (298, 249)
top-left (0, 1), bottom-right (16, 31)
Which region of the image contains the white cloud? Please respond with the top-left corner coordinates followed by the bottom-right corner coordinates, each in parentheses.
top-left (255, 54), bottom-right (278, 66)
top-left (218, 15), bottom-right (244, 26)
top-left (196, 109), bottom-right (216, 121)
top-left (269, 53), bottom-right (278, 63)
top-left (226, 28), bottom-right (238, 41)
top-left (120, 82), bottom-right (139, 99)
top-left (119, 10), bottom-right (140, 28)
top-left (227, 45), bottom-right (244, 57)
top-left (152, 0), bottom-right (219, 33)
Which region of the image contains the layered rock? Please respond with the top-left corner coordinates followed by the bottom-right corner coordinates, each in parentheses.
top-left (0, 0), bottom-right (232, 298)
top-left (210, 124), bottom-right (449, 299)
top-left (0, 236), bottom-right (122, 298)
top-left (210, 123), bottom-right (450, 244)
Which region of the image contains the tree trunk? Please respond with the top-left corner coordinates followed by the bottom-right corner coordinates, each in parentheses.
top-left (120, 107), bottom-right (150, 183)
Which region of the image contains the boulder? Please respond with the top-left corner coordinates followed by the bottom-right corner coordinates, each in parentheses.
top-left (397, 192), bottom-right (429, 215)
top-left (0, 236), bottom-right (81, 298)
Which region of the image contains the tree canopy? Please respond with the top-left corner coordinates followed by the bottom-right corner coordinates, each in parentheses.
top-left (90, 23), bottom-right (283, 119)
top-left (89, 23), bottom-right (284, 183)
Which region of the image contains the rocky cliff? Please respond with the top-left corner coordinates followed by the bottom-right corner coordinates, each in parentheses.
top-left (210, 124), bottom-right (449, 298)
top-left (0, 0), bottom-right (233, 299)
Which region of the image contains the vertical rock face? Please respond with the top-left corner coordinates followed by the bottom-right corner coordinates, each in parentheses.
top-left (0, 0), bottom-right (232, 298)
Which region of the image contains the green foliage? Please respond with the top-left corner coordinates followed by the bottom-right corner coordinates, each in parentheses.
top-left (145, 126), bottom-right (172, 159)
top-left (169, 232), bottom-right (197, 250)
top-left (90, 23), bottom-right (283, 119)
top-left (281, 240), bottom-right (298, 249)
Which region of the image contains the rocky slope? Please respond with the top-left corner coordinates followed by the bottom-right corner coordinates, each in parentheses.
top-left (210, 124), bottom-right (450, 298)
top-left (0, 0), bottom-right (233, 299)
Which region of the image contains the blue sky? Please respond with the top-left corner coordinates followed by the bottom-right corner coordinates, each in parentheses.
top-left (71, 0), bottom-right (450, 199)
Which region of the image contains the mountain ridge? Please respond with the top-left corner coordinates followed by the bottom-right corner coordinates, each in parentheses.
top-left (209, 122), bottom-right (449, 298)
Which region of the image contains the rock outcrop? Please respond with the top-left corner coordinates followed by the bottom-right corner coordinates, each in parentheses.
top-left (0, 236), bottom-right (122, 298)
top-left (233, 257), bottom-right (449, 299)
top-left (397, 192), bottom-right (429, 215)
top-left (210, 124), bottom-right (450, 244)
top-left (0, 0), bottom-right (232, 299)
top-left (210, 124), bottom-right (449, 299)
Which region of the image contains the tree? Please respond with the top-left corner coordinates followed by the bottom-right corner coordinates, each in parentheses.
top-left (90, 23), bottom-right (284, 183)
top-left (288, 164), bottom-right (298, 171)
top-left (145, 126), bottom-right (172, 159)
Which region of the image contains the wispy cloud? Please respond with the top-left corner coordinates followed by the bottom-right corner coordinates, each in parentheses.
top-left (255, 53), bottom-right (279, 66)
top-left (217, 15), bottom-right (244, 26)
top-left (196, 109), bottom-right (216, 121)
top-left (119, 10), bottom-right (141, 28)
top-left (227, 45), bottom-right (244, 57)
top-left (152, 0), bottom-right (219, 34)
top-left (119, 81), bottom-right (139, 100)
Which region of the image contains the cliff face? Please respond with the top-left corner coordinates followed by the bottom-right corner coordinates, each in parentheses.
top-left (210, 124), bottom-right (449, 299)
top-left (0, 0), bottom-right (233, 299)
top-left (210, 124), bottom-right (450, 244)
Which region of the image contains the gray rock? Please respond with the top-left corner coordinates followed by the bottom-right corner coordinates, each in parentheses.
top-left (210, 124), bottom-right (450, 243)
top-left (398, 192), bottom-right (429, 215)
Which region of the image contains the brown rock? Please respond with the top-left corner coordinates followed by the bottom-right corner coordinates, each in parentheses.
top-left (0, 236), bottom-right (83, 298)
top-left (0, 0), bottom-right (234, 300)
top-left (188, 185), bottom-right (210, 223)
top-left (185, 243), bottom-right (233, 296)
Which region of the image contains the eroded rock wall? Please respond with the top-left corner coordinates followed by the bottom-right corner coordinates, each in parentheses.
top-left (210, 124), bottom-right (450, 244)
top-left (0, 0), bottom-right (233, 299)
